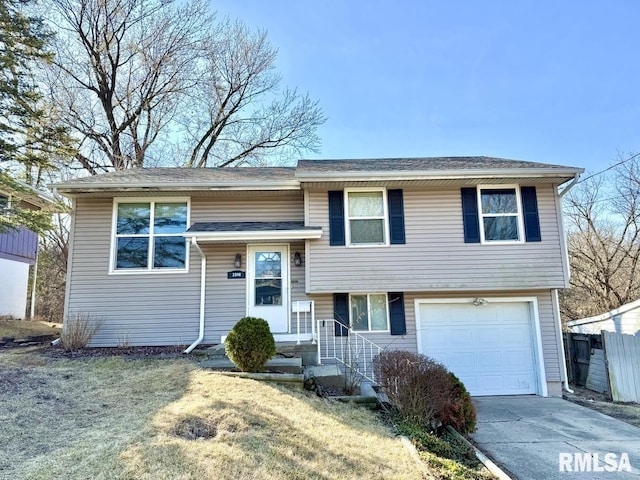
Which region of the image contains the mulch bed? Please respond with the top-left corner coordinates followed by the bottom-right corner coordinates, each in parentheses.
top-left (36, 344), bottom-right (187, 360)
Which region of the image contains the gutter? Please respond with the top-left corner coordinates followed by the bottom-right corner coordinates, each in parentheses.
top-left (184, 238), bottom-right (207, 354)
top-left (296, 167), bottom-right (584, 183)
top-left (558, 172), bottom-right (581, 197)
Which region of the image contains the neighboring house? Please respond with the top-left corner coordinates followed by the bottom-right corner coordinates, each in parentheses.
top-left (0, 181), bottom-right (55, 318)
top-left (566, 299), bottom-right (640, 337)
top-left (53, 157), bottom-right (583, 397)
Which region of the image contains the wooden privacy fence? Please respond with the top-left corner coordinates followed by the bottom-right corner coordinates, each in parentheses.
top-left (602, 331), bottom-right (640, 403)
top-left (563, 333), bottom-right (602, 386)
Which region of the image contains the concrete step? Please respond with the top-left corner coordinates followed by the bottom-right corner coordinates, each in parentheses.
top-left (198, 342), bottom-right (318, 365)
top-left (200, 356), bottom-right (304, 374)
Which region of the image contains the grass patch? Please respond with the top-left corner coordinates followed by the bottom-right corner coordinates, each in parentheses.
top-left (1, 348), bottom-right (430, 480)
top-left (394, 417), bottom-right (496, 480)
top-left (0, 317), bottom-right (61, 339)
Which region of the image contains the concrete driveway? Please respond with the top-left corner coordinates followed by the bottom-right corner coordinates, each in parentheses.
top-left (470, 396), bottom-right (640, 479)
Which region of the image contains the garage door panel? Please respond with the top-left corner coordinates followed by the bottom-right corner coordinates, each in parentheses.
top-left (418, 301), bottom-right (538, 396)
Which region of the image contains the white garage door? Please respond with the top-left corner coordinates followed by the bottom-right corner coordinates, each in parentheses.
top-left (417, 301), bottom-right (539, 396)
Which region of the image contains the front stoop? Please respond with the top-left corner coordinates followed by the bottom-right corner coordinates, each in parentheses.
top-left (200, 356), bottom-right (303, 374)
top-left (193, 342), bottom-right (317, 374)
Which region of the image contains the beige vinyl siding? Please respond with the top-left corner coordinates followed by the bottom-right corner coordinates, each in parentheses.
top-left (311, 289), bottom-right (561, 386)
top-left (307, 185), bottom-right (566, 293)
top-left (67, 193), bottom-right (307, 347)
top-left (311, 294), bottom-right (418, 353)
top-left (191, 191), bottom-right (304, 222)
top-left (67, 198), bottom-right (201, 347)
top-left (202, 241), bottom-right (309, 343)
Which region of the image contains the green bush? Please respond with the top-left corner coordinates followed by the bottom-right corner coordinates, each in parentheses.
top-left (224, 317), bottom-right (276, 372)
top-left (442, 373), bottom-right (476, 434)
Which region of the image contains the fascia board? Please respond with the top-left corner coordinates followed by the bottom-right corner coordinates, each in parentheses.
top-left (295, 167), bottom-right (585, 183)
top-left (184, 229), bottom-right (322, 242)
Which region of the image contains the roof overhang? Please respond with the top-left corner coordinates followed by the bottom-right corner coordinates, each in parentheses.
top-left (296, 167), bottom-right (584, 185)
top-left (53, 181), bottom-right (301, 197)
top-left (184, 222), bottom-right (322, 243)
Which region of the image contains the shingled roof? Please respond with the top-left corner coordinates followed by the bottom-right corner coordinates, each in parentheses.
top-left (53, 167), bottom-right (297, 191)
top-left (52, 157), bottom-right (583, 193)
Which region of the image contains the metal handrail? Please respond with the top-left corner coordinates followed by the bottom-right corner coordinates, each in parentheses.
top-left (316, 319), bottom-right (384, 382)
top-left (291, 301), bottom-right (315, 344)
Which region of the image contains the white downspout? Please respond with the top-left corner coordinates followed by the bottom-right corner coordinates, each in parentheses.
top-left (552, 288), bottom-right (573, 393)
top-left (30, 237), bottom-right (39, 318)
top-left (184, 237), bottom-right (206, 354)
top-left (554, 172), bottom-right (580, 393)
top-left (558, 172), bottom-right (581, 198)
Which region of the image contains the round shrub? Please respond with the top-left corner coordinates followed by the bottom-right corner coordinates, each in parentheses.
top-left (225, 317), bottom-right (276, 372)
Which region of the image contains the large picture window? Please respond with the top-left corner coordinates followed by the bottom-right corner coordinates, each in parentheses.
top-left (346, 189), bottom-right (388, 246)
top-left (112, 199), bottom-right (188, 271)
top-left (350, 293), bottom-right (389, 332)
top-left (478, 187), bottom-right (523, 243)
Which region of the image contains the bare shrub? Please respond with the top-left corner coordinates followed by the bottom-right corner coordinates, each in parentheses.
top-left (374, 350), bottom-right (453, 431)
top-left (60, 313), bottom-right (102, 351)
top-left (341, 342), bottom-right (366, 395)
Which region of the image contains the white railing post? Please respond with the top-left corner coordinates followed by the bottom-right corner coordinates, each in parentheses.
top-left (311, 301), bottom-right (316, 343)
top-left (296, 301), bottom-right (301, 345)
top-left (314, 319), bottom-right (384, 383)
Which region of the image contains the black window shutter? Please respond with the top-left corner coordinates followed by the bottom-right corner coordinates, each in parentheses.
top-left (387, 189), bottom-right (406, 244)
top-left (521, 186), bottom-right (541, 242)
top-left (388, 292), bottom-right (406, 335)
top-left (461, 188), bottom-right (480, 243)
top-left (328, 191), bottom-right (345, 246)
top-left (333, 293), bottom-right (349, 337)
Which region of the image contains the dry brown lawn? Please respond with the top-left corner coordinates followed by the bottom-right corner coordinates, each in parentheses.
top-left (0, 347), bottom-right (433, 480)
top-left (0, 318), bottom-right (61, 339)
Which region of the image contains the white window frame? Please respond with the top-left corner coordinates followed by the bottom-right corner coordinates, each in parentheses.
top-left (344, 187), bottom-right (389, 247)
top-left (349, 293), bottom-right (390, 332)
top-left (109, 197), bottom-right (191, 274)
top-left (477, 185), bottom-right (525, 244)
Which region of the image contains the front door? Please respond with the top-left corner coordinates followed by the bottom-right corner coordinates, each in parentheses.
top-left (247, 245), bottom-right (289, 333)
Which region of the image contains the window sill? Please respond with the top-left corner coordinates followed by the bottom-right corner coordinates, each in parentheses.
top-left (108, 268), bottom-right (190, 275)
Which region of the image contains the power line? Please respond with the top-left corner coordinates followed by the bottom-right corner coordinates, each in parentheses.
top-left (577, 152), bottom-right (640, 184)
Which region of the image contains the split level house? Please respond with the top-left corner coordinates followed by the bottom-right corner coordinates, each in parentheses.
top-left (0, 180), bottom-right (54, 318)
top-left (53, 157), bottom-right (583, 397)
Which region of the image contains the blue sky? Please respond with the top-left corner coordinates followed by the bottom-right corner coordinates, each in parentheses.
top-left (213, 0), bottom-right (640, 172)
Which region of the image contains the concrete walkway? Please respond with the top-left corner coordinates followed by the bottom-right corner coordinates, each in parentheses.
top-left (470, 396), bottom-right (640, 479)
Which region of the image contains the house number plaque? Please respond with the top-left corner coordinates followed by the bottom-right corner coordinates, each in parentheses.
top-left (227, 270), bottom-right (246, 279)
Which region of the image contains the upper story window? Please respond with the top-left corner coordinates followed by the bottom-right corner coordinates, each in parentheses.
top-left (328, 188), bottom-right (405, 247)
top-left (478, 187), bottom-right (523, 242)
top-left (350, 293), bottom-right (389, 332)
top-left (461, 185), bottom-right (541, 244)
top-left (345, 188), bottom-right (388, 246)
top-left (112, 199), bottom-right (189, 272)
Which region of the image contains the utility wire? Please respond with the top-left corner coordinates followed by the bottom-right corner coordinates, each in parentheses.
top-left (577, 152), bottom-right (640, 184)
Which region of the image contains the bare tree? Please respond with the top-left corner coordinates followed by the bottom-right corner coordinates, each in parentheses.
top-left (561, 155), bottom-right (640, 321)
top-left (45, 0), bottom-right (210, 173)
top-left (183, 20), bottom-right (324, 168)
top-left (43, 0), bottom-right (324, 173)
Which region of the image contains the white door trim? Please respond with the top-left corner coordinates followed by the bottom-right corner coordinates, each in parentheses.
top-left (246, 244), bottom-right (290, 333)
top-left (414, 296), bottom-right (548, 397)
